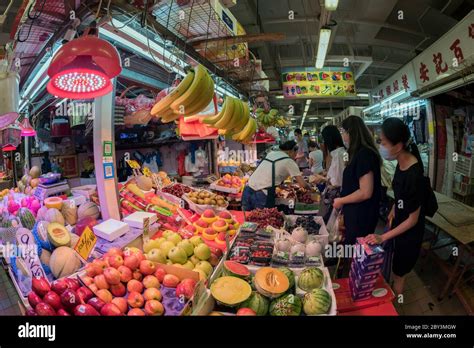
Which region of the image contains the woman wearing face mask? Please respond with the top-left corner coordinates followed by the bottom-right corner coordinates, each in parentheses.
top-left (333, 116), bottom-right (382, 245)
top-left (365, 118), bottom-right (425, 295)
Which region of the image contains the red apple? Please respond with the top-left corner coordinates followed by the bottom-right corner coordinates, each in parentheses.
top-left (77, 286), bottom-right (94, 303)
top-left (236, 308), bottom-right (256, 316)
top-left (144, 288), bottom-right (162, 301)
top-left (127, 291), bottom-right (145, 308)
top-left (163, 274), bottom-right (180, 288)
top-left (209, 246), bottom-right (223, 259)
top-left (127, 279), bottom-right (143, 293)
top-left (25, 308), bottom-right (37, 316)
top-left (127, 308), bottom-right (145, 316)
top-left (87, 297), bottom-right (106, 312)
top-left (57, 308), bottom-right (70, 316)
top-left (51, 279), bottom-right (69, 295)
top-left (142, 275), bottom-right (160, 289)
top-left (60, 289), bottom-right (80, 311)
top-left (96, 289), bottom-right (113, 303)
top-left (111, 297), bottom-right (128, 314)
top-left (103, 267), bottom-right (121, 285)
top-left (208, 253), bottom-right (219, 267)
top-left (123, 254), bottom-right (140, 271)
top-left (139, 260), bottom-right (156, 275)
top-left (85, 263), bottom-right (102, 277)
top-left (82, 276), bottom-right (94, 286)
top-left (154, 268), bottom-right (167, 283)
top-left (65, 278), bottom-right (81, 291)
top-left (35, 302), bottom-right (56, 316)
top-left (92, 259), bottom-right (107, 273)
top-left (144, 300), bottom-right (164, 316)
top-left (27, 292), bottom-right (42, 308)
top-left (74, 304), bottom-right (100, 316)
top-left (100, 303), bottom-right (122, 316)
top-left (132, 270), bottom-right (143, 281)
top-left (117, 265), bottom-right (133, 283)
top-left (175, 278), bottom-right (196, 300)
top-left (110, 283), bottom-right (126, 297)
top-left (31, 277), bottom-right (51, 297)
top-left (107, 255), bottom-right (124, 269)
top-left (94, 274), bottom-right (110, 290)
top-left (106, 247), bottom-right (123, 258)
top-left (43, 291), bottom-right (62, 310)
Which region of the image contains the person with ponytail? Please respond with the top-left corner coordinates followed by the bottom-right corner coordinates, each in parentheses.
top-left (365, 117), bottom-right (425, 295)
top-left (333, 116), bottom-right (382, 244)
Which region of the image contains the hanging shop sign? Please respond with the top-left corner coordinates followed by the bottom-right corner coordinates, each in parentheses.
top-left (369, 62), bottom-right (417, 103)
top-left (281, 67), bottom-right (356, 98)
top-left (412, 10), bottom-right (474, 89)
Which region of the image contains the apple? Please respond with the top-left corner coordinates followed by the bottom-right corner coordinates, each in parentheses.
top-left (127, 308), bottom-right (145, 316)
top-left (139, 260), bottom-right (156, 275)
top-left (162, 274), bottom-right (180, 288)
top-left (106, 247), bottom-right (123, 258)
top-left (107, 255), bottom-right (124, 269)
top-left (208, 253), bottom-right (219, 267)
top-left (168, 247), bottom-right (188, 264)
top-left (182, 261), bottom-right (195, 270)
top-left (31, 277), bottom-right (51, 297)
top-left (117, 266), bottom-right (133, 283)
top-left (94, 274), bottom-right (110, 290)
top-left (190, 236), bottom-right (204, 247)
top-left (89, 283), bottom-right (99, 294)
top-left (166, 232), bottom-right (182, 246)
top-left (100, 303), bottom-right (122, 316)
top-left (162, 230), bottom-right (174, 239)
top-left (25, 308), bottom-right (37, 316)
top-left (57, 308), bottom-right (70, 316)
top-left (144, 288), bottom-right (162, 301)
top-left (77, 287), bottom-right (94, 303)
top-left (74, 304), bottom-right (100, 316)
top-left (60, 289), bottom-right (80, 310)
top-left (195, 261), bottom-right (213, 276)
top-left (87, 297), bottom-right (106, 312)
top-left (111, 297), bottom-right (128, 314)
top-left (28, 292), bottom-right (42, 309)
top-left (142, 275), bottom-right (160, 289)
top-left (154, 268), bottom-right (167, 283)
top-left (65, 278), bottom-right (81, 292)
top-left (42, 291), bottom-right (62, 310)
top-left (123, 248), bottom-right (146, 263)
top-left (132, 270), bottom-right (143, 281)
top-left (96, 289), bottom-right (113, 303)
top-left (177, 240), bottom-right (195, 257)
top-left (160, 241), bottom-right (175, 256)
top-left (127, 291), bottom-right (145, 308)
top-left (144, 300), bottom-right (164, 316)
top-left (176, 278), bottom-right (197, 300)
top-left (143, 239), bottom-right (163, 253)
top-left (146, 248), bottom-right (166, 264)
top-left (82, 276), bottom-right (94, 286)
top-left (110, 283), bottom-right (126, 297)
top-left (194, 243), bottom-right (211, 261)
top-left (127, 279), bottom-right (144, 293)
top-left (35, 302), bottom-right (56, 316)
top-left (85, 263), bottom-right (102, 277)
top-left (103, 267), bottom-right (121, 285)
top-left (50, 278), bottom-right (69, 295)
top-left (92, 259), bottom-right (107, 273)
top-left (123, 254), bottom-right (140, 271)
top-left (189, 255), bottom-right (201, 265)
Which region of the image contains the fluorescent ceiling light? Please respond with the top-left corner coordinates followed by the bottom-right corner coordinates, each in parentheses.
top-left (357, 93), bottom-right (369, 98)
top-left (325, 0), bottom-right (339, 11)
top-left (306, 99), bottom-right (311, 106)
top-left (363, 90), bottom-right (406, 114)
top-left (304, 105), bottom-right (310, 112)
top-left (275, 95), bottom-right (284, 99)
top-left (315, 29), bottom-right (331, 69)
top-left (324, 117), bottom-right (333, 120)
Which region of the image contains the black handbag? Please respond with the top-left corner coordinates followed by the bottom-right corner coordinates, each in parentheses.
top-left (423, 176), bottom-right (438, 217)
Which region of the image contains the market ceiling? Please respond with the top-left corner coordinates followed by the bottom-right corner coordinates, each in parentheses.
top-left (230, 0), bottom-right (472, 126)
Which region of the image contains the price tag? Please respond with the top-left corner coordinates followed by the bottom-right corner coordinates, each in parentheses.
top-left (142, 217), bottom-right (150, 243)
top-left (126, 160), bottom-right (141, 170)
top-left (74, 227), bottom-right (97, 262)
top-left (143, 167), bottom-right (152, 177)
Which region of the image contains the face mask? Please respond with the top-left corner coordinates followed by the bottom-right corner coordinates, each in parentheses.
top-left (380, 145), bottom-right (398, 160)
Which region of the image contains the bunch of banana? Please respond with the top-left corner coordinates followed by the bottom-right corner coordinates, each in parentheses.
top-left (255, 108), bottom-right (282, 127)
top-left (150, 64), bottom-right (215, 123)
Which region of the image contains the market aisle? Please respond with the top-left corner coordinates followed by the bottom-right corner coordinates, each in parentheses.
top-left (0, 266), bottom-right (21, 316)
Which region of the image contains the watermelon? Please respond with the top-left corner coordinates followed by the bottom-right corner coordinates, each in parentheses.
top-left (297, 267), bottom-right (324, 292)
top-left (303, 288), bottom-right (332, 315)
top-left (238, 291), bottom-right (269, 316)
top-left (223, 261), bottom-right (250, 279)
top-left (18, 208), bottom-right (36, 229)
top-left (269, 294), bottom-right (302, 316)
top-left (279, 267), bottom-right (295, 289)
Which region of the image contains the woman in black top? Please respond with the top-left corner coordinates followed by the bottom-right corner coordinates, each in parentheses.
top-left (365, 118), bottom-right (425, 295)
top-left (333, 116), bottom-right (382, 245)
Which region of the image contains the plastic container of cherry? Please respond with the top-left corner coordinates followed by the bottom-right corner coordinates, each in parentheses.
top-left (250, 242), bottom-right (273, 265)
top-left (229, 246), bottom-right (250, 264)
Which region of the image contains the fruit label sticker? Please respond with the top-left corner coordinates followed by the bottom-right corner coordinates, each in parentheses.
top-left (74, 227), bottom-right (97, 262)
top-left (142, 217), bottom-right (150, 243)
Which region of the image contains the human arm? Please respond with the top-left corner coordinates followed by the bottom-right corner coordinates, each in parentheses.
top-left (333, 171), bottom-right (374, 209)
top-left (295, 175), bottom-right (310, 189)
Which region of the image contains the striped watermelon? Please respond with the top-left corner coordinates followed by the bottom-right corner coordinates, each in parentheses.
top-left (297, 267), bottom-right (324, 292)
top-left (279, 267), bottom-right (295, 289)
top-left (238, 291), bottom-right (269, 316)
top-left (269, 294), bottom-right (302, 316)
top-left (303, 288), bottom-right (332, 315)
top-left (18, 208), bottom-right (36, 230)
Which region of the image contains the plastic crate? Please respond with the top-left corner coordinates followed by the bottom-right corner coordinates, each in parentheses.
top-left (455, 155), bottom-right (474, 178)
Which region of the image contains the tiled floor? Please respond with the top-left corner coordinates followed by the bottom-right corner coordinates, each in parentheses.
top-left (0, 265), bottom-right (21, 315)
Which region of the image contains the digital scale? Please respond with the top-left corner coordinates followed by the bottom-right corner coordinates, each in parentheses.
top-left (34, 180), bottom-right (70, 201)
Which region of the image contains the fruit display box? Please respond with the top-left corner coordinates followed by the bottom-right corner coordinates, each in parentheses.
top-left (183, 191), bottom-right (229, 215)
top-left (123, 212), bottom-right (158, 229)
top-left (209, 182), bottom-right (241, 194)
top-left (93, 219), bottom-right (130, 242)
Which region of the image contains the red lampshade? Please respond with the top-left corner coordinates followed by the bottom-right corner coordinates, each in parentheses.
top-left (2, 144), bottom-right (16, 152)
top-left (47, 35), bottom-right (122, 99)
top-left (20, 118), bottom-right (36, 137)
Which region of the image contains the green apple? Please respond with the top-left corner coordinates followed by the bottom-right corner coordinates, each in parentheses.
top-left (194, 243), bottom-right (211, 261)
top-left (143, 238), bottom-right (163, 253)
top-left (177, 240), bottom-right (194, 257)
top-left (182, 261), bottom-right (195, 270)
top-left (190, 236), bottom-right (204, 247)
top-left (189, 255), bottom-right (201, 266)
top-left (168, 247), bottom-right (188, 264)
top-left (146, 248), bottom-right (166, 264)
top-left (195, 260), bottom-right (213, 276)
top-left (167, 232), bottom-right (182, 246)
top-left (160, 241), bottom-right (175, 256)
top-left (193, 268), bottom-right (208, 281)
top-left (162, 230), bottom-right (174, 239)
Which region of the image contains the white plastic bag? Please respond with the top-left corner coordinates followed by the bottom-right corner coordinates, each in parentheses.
top-left (326, 208), bottom-right (342, 243)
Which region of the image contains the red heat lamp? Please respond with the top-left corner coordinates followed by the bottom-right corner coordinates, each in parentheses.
top-left (47, 35), bottom-right (122, 99)
top-left (2, 144), bottom-right (16, 152)
top-left (20, 118), bottom-right (36, 137)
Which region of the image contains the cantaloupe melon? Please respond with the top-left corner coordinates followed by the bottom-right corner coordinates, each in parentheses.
top-left (29, 166), bottom-right (41, 179)
top-left (210, 276), bottom-right (252, 307)
top-left (61, 200), bottom-right (77, 225)
top-left (44, 197), bottom-right (63, 210)
top-left (47, 222), bottom-right (71, 247)
top-left (49, 246), bottom-right (81, 278)
top-left (36, 206), bottom-right (49, 221)
top-left (45, 208), bottom-right (65, 225)
top-left (137, 175), bottom-right (153, 191)
top-left (254, 267), bottom-right (290, 299)
top-left (77, 202), bottom-right (100, 220)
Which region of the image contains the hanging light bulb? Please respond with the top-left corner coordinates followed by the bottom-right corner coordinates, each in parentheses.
top-left (20, 117), bottom-right (36, 137)
top-left (47, 35), bottom-right (122, 99)
top-left (2, 144), bottom-right (16, 152)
